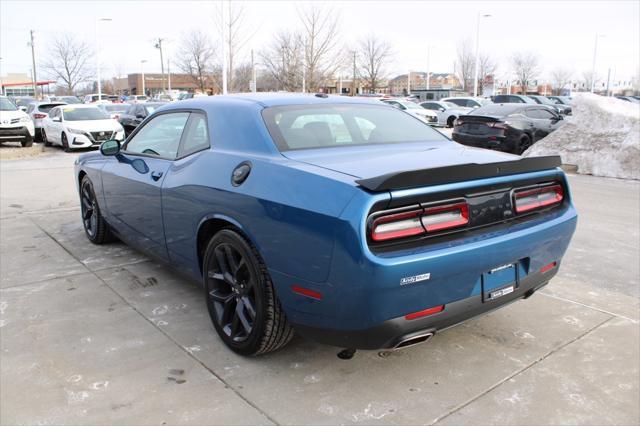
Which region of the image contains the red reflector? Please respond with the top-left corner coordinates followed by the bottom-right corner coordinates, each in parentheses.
top-left (405, 305), bottom-right (444, 320)
top-left (291, 285), bottom-right (322, 300)
top-left (34, 113), bottom-right (47, 119)
top-left (514, 184), bottom-right (563, 214)
top-left (540, 261), bottom-right (557, 273)
top-left (422, 202), bottom-right (469, 232)
top-left (371, 209), bottom-right (424, 241)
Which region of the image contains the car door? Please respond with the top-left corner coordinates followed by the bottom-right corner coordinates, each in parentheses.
top-left (46, 107), bottom-right (63, 143)
top-left (537, 107), bottom-right (563, 134)
top-left (523, 108), bottom-right (550, 141)
top-left (100, 111), bottom-right (191, 261)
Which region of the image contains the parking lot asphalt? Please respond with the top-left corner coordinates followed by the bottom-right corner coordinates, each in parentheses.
top-left (1, 150), bottom-right (638, 426)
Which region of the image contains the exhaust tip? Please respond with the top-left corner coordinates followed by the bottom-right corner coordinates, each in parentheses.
top-left (394, 332), bottom-right (434, 350)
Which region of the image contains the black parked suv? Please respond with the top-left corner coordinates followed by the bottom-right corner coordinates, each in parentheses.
top-left (118, 102), bottom-right (166, 135)
top-left (452, 103), bottom-right (564, 154)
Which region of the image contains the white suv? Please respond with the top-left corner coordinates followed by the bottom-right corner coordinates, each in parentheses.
top-left (0, 96), bottom-right (35, 147)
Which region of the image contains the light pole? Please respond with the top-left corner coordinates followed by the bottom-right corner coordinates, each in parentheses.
top-left (95, 17), bottom-right (112, 101)
top-left (591, 33), bottom-right (605, 93)
top-left (425, 44), bottom-right (432, 90)
top-left (473, 12), bottom-right (492, 97)
top-left (140, 60), bottom-right (147, 96)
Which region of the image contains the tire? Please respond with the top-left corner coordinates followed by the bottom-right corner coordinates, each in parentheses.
top-left (517, 135), bottom-right (532, 155)
top-left (21, 138), bottom-right (33, 148)
top-left (446, 116), bottom-right (456, 128)
top-left (80, 176), bottom-right (116, 244)
top-left (203, 229), bottom-right (294, 356)
top-left (42, 129), bottom-right (52, 147)
top-left (61, 133), bottom-right (71, 152)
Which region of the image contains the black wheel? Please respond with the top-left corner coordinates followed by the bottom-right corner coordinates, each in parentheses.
top-left (446, 116), bottom-right (456, 128)
top-left (203, 229), bottom-right (294, 356)
top-left (21, 136), bottom-right (33, 148)
top-left (517, 135), bottom-right (532, 155)
top-left (80, 177), bottom-right (115, 244)
top-left (62, 133), bottom-right (71, 152)
top-left (42, 130), bottom-right (51, 147)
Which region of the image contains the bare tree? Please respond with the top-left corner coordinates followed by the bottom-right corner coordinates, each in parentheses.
top-left (511, 52), bottom-right (540, 94)
top-left (298, 3), bottom-right (342, 91)
top-left (477, 53), bottom-right (497, 93)
top-left (175, 30), bottom-right (215, 93)
top-left (582, 70), bottom-right (600, 92)
top-left (356, 35), bottom-right (393, 94)
top-left (550, 67), bottom-right (573, 95)
top-left (260, 31), bottom-right (304, 91)
top-left (42, 33), bottom-right (93, 95)
top-left (233, 62), bottom-right (253, 92)
top-left (455, 39), bottom-right (474, 91)
top-left (214, 1), bottom-right (253, 92)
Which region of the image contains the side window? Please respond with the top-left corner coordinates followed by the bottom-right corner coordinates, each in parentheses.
top-left (525, 108), bottom-right (541, 119)
top-left (512, 96), bottom-right (524, 103)
top-left (537, 109), bottom-right (557, 119)
top-left (178, 113), bottom-right (210, 158)
top-left (125, 112), bottom-right (190, 159)
top-left (421, 103), bottom-right (436, 110)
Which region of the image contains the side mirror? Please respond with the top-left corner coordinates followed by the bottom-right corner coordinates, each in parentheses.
top-left (100, 139), bottom-right (120, 156)
top-left (439, 107), bottom-right (445, 112)
top-left (19, 106), bottom-right (27, 112)
top-left (52, 116), bottom-right (61, 122)
top-left (135, 113), bottom-right (145, 119)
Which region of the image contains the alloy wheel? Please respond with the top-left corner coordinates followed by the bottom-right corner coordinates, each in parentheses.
top-left (206, 243), bottom-right (257, 343)
top-left (80, 181), bottom-right (98, 238)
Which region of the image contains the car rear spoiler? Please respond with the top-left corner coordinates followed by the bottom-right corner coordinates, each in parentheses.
top-left (355, 155), bottom-right (562, 192)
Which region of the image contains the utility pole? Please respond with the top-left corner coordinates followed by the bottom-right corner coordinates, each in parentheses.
top-left (29, 30), bottom-right (37, 99)
top-left (251, 49), bottom-right (256, 93)
top-left (605, 68), bottom-right (611, 96)
top-left (590, 34), bottom-right (605, 93)
top-left (426, 45), bottom-right (431, 91)
top-left (473, 13), bottom-right (492, 97)
top-left (155, 38), bottom-right (165, 93)
top-left (141, 59), bottom-right (147, 96)
top-left (221, 0), bottom-right (228, 94)
top-left (351, 51), bottom-right (356, 96)
top-left (407, 71), bottom-right (411, 96)
top-left (167, 58), bottom-right (172, 92)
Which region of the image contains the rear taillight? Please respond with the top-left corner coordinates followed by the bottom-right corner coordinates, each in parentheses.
top-left (513, 184), bottom-right (563, 214)
top-left (486, 122), bottom-right (508, 130)
top-left (371, 209), bottom-right (424, 241)
top-left (34, 113), bottom-right (46, 119)
top-left (370, 201), bottom-right (469, 242)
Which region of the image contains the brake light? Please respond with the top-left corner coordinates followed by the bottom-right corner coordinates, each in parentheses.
top-left (370, 201), bottom-right (469, 242)
top-left (486, 122), bottom-right (508, 130)
top-left (371, 209), bottom-right (424, 241)
top-left (405, 305), bottom-right (444, 320)
top-left (513, 184), bottom-right (563, 214)
top-left (421, 202), bottom-right (469, 232)
top-left (34, 113), bottom-right (47, 119)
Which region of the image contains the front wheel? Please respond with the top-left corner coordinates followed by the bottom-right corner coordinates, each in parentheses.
top-left (61, 133), bottom-right (71, 152)
top-left (42, 129), bottom-right (51, 147)
top-left (80, 177), bottom-right (115, 244)
top-left (21, 137), bottom-right (33, 148)
top-left (446, 116), bottom-right (456, 128)
top-left (517, 135), bottom-right (532, 155)
top-left (203, 229), bottom-right (294, 356)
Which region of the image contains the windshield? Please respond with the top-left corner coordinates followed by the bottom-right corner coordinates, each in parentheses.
top-left (61, 96), bottom-right (82, 104)
top-left (15, 98), bottom-right (35, 107)
top-left (402, 102), bottom-right (422, 110)
top-left (535, 96), bottom-right (555, 105)
top-left (1, 98), bottom-right (17, 111)
top-left (62, 107), bottom-right (109, 121)
top-left (443, 101), bottom-right (458, 108)
top-left (102, 104), bottom-right (127, 112)
top-left (262, 104), bottom-right (448, 151)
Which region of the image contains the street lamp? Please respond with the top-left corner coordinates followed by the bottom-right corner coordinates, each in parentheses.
top-left (425, 44), bottom-right (432, 90)
top-left (140, 60), bottom-right (147, 96)
top-left (473, 12), bottom-right (492, 97)
top-left (591, 33), bottom-right (605, 93)
top-left (95, 17), bottom-right (112, 101)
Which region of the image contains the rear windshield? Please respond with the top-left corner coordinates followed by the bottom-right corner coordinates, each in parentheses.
top-left (62, 107), bottom-right (109, 121)
top-left (470, 104), bottom-right (524, 117)
top-left (60, 96), bottom-right (81, 104)
top-left (262, 104), bottom-right (448, 151)
top-left (39, 103), bottom-right (65, 113)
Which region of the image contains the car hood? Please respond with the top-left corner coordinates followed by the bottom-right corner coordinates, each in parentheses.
top-left (448, 107), bottom-right (473, 114)
top-left (0, 110), bottom-right (28, 121)
top-left (65, 119), bottom-right (122, 131)
top-left (283, 141), bottom-right (518, 180)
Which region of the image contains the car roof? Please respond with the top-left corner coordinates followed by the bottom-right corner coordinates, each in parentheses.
top-left (171, 92), bottom-right (383, 109)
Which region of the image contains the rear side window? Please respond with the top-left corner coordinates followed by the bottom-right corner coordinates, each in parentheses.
top-left (178, 113), bottom-right (210, 158)
top-left (263, 104), bottom-right (448, 151)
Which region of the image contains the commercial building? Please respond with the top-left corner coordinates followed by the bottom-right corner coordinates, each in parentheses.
top-left (1, 73), bottom-right (56, 97)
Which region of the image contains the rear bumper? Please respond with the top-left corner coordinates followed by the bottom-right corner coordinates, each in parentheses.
top-left (293, 268), bottom-right (554, 350)
top-left (452, 132), bottom-right (517, 152)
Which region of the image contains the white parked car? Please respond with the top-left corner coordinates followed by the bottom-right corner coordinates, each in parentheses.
top-left (26, 102), bottom-right (67, 141)
top-left (441, 96), bottom-right (491, 109)
top-left (0, 96), bottom-right (35, 147)
top-left (419, 101), bottom-right (472, 127)
top-left (42, 105), bottom-right (125, 152)
top-left (380, 99), bottom-right (439, 125)
top-left (127, 95), bottom-right (148, 103)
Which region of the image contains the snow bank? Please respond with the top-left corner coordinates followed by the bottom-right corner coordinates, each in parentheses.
top-left (524, 93), bottom-right (640, 180)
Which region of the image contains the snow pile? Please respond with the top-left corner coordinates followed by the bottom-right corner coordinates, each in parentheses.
top-left (524, 93), bottom-right (640, 180)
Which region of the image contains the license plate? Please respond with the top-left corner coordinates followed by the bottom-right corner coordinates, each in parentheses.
top-left (482, 263), bottom-right (518, 302)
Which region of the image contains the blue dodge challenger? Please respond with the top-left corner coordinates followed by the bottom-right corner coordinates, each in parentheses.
top-left (75, 93), bottom-right (577, 356)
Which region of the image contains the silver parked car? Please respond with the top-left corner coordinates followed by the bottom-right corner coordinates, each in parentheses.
top-left (419, 101), bottom-right (472, 127)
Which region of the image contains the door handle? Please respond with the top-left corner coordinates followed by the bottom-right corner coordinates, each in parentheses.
top-left (150, 170), bottom-right (163, 181)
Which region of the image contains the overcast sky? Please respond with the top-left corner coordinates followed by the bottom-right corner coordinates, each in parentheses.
top-left (1, 0), bottom-right (639, 84)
